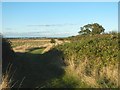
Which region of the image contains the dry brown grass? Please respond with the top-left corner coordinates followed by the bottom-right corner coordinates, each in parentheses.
top-left (1, 73), bottom-right (10, 89)
top-left (65, 56), bottom-right (118, 88)
top-left (100, 64), bottom-right (118, 86)
top-left (11, 38), bottom-right (70, 53)
top-left (0, 64), bottom-right (17, 89)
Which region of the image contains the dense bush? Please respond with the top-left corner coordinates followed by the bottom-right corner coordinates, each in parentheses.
top-left (55, 34), bottom-right (119, 88)
top-left (50, 39), bottom-right (56, 44)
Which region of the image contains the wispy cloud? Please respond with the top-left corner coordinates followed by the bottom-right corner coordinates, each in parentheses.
top-left (27, 23), bottom-right (78, 27)
top-left (4, 28), bottom-right (15, 31)
top-left (3, 23), bottom-right (80, 37)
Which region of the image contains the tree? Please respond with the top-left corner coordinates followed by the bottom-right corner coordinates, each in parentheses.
top-left (78, 23), bottom-right (105, 35)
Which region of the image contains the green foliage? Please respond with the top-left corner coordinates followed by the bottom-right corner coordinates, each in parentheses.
top-left (55, 34), bottom-right (118, 88)
top-left (57, 34), bottom-right (118, 67)
top-left (7, 33), bottom-right (118, 88)
top-left (44, 74), bottom-right (89, 88)
top-left (78, 23), bottom-right (105, 35)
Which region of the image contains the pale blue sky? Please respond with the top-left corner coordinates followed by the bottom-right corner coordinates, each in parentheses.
top-left (2, 2), bottom-right (118, 37)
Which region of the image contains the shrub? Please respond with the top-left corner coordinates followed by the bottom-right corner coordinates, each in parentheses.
top-left (50, 39), bottom-right (56, 44)
top-left (55, 34), bottom-right (118, 88)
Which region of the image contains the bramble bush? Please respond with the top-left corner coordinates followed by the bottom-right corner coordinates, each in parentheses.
top-left (54, 34), bottom-right (119, 88)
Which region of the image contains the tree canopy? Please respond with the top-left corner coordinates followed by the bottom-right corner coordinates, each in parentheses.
top-left (78, 23), bottom-right (105, 35)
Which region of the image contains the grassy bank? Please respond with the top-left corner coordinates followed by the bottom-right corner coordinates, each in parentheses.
top-left (53, 34), bottom-right (119, 88)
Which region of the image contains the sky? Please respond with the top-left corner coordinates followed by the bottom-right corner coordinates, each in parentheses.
top-left (2, 2), bottom-right (118, 37)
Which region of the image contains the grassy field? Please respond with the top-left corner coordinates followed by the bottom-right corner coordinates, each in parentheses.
top-left (2, 33), bottom-right (119, 88)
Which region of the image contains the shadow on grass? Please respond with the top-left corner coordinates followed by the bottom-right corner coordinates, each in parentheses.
top-left (12, 48), bottom-right (65, 88)
top-left (26, 47), bottom-right (45, 52)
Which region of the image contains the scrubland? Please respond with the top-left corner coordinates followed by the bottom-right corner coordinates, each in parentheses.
top-left (1, 33), bottom-right (119, 89)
